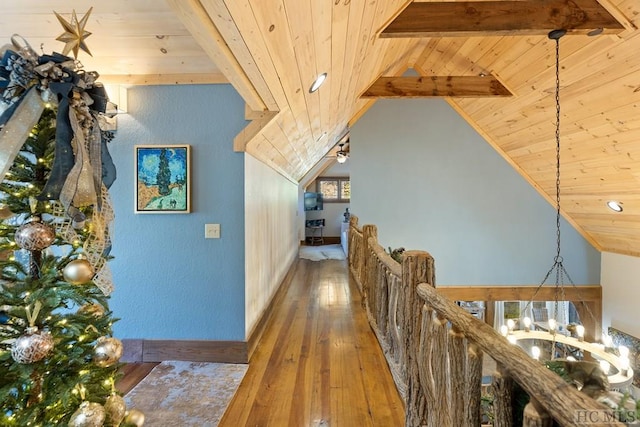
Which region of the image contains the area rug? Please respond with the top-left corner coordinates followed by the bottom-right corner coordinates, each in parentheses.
top-left (124, 360), bottom-right (248, 426)
top-left (299, 244), bottom-right (346, 261)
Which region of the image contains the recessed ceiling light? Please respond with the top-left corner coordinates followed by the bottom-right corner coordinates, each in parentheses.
top-left (607, 200), bottom-right (623, 212)
top-left (309, 73), bottom-right (327, 93)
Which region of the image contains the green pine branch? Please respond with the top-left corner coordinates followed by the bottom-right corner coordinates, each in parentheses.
top-left (0, 106), bottom-right (128, 425)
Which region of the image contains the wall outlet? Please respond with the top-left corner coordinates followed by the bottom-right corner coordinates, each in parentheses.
top-left (205, 223), bottom-right (220, 239)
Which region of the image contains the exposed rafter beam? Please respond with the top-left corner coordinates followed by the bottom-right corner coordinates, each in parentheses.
top-left (380, 0), bottom-right (625, 38)
top-left (99, 73), bottom-right (229, 86)
top-left (166, 0), bottom-right (267, 111)
top-left (234, 110), bottom-right (279, 152)
top-left (361, 76), bottom-right (512, 98)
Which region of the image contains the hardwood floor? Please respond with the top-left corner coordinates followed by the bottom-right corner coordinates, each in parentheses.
top-left (118, 258), bottom-right (405, 426)
top-left (221, 259), bottom-right (404, 427)
top-left (116, 362), bottom-right (158, 395)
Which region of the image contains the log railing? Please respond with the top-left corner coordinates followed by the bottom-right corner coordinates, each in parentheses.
top-left (347, 215), bottom-right (622, 427)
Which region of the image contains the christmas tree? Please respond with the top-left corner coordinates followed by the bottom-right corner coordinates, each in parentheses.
top-left (0, 33), bottom-right (143, 427)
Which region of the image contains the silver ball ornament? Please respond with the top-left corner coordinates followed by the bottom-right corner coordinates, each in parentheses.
top-left (93, 337), bottom-right (123, 367)
top-left (124, 409), bottom-right (145, 426)
top-left (11, 327), bottom-right (54, 364)
top-left (68, 401), bottom-right (106, 427)
top-left (104, 394), bottom-right (127, 426)
top-left (63, 259), bottom-right (94, 285)
top-left (14, 220), bottom-right (56, 251)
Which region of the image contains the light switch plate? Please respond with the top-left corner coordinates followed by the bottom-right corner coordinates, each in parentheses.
top-left (205, 223), bottom-right (220, 239)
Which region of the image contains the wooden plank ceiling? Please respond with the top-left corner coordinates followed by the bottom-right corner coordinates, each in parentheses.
top-left (3, 1), bottom-right (640, 256)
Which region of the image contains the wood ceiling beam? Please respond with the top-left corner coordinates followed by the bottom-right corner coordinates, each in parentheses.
top-left (99, 73), bottom-right (229, 85)
top-left (380, 0), bottom-right (625, 38)
top-left (234, 110), bottom-right (279, 152)
top-left (166, 0), bottom-right (267, 112)
top-left (361, 76), bottom-right (512, 98)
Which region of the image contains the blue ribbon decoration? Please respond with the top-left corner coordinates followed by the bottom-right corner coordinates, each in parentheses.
top-left (38, 82), bottom-right (75, 202)
top-left (0, 46), bottom-right (116, 200)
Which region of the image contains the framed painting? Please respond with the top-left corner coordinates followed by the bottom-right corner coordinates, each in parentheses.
top-left (135, 144), bottom-right (191, 213)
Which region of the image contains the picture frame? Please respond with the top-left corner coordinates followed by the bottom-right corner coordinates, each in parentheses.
top-left (135, 144), bottom-right (191, 214)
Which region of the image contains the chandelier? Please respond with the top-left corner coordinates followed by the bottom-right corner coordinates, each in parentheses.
top-left (336, 142), bottom-right (348, 164)
top-left (500, 29), bottom-right (633, 390)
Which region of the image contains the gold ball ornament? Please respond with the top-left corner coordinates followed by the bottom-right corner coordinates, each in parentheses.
top-left (68, 401), bottom-right (106, 427)
top-left (93, 337), bottom-right (123, 367)
top-left (124, 409), bottom-right (145, 426)
top-left (104, 394), bottom-right (127, 426)
top-left (14, 219), bottom-right (56, 251)
top-left (11, 327), bottom-right (54, 364)
top-left (63, 259), bottom-right (94, 285)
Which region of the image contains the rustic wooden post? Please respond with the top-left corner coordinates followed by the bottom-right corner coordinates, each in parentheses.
top-left (449, 325), bottom-right (466, 427)
top-left (417, 306), bottom-right (433, 426)
top-left (573, 299), bottom-right (601, 342)
top-left (465, 342), bottom-right (483, 427)
top-left (347, 215), bottom-right (358, 268)
top-left (491, 363), bottom-right (513, 427)
top-left (403, 251), bottom-right (435, 427)
top-left (484, 300), bottom-right (495, 327)
top-left (376, 263), bottom-right (389, 336)
top-left (361, 224), bottom-right (377, 309)
top-left (523, 397), bottom-right (553, 427)
top-left (431, 313), bottom-right (452, 427)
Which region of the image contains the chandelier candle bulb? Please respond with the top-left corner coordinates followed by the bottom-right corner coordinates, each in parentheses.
top-left (522, 316), bottom-right (531, 332)
top-left (548, 318), bottom-right (557, 334)
top-left (507, 318), bottom-right (515, 332)
top-left (599, 360), bottom-right (611, 375)
top-left (576, 324), bottom-right (585, 341)
top-left (618, 345), bottom-right (629, 358)
top-left (500, 325), bottom-right (508, 337)
top-left (532, 346), bottom-right (541, 360)
top-left (620, 356), bottom-right (630, 377)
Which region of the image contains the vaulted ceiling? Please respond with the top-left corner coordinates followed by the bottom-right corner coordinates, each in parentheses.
top-left (3, 1), bottom-right (640, 256)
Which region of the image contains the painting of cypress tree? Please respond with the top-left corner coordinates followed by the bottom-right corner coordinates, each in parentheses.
top-left (135, 145), bottom-right (191, 213)
top-left (157, 149), bottom-right (171, 196)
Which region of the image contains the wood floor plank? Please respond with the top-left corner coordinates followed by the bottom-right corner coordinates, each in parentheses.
top-left (220, 259), bottom-right (405, 427)
top-left (116, 362), bottom-right (159, 395)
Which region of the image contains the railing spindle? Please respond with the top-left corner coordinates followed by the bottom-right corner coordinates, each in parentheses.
top-left (465, 343), bottom-right (483, 427)
top-left (449, 325), bottom-right (466, 427)
top-left (492, 363), bottom-right (513, 427)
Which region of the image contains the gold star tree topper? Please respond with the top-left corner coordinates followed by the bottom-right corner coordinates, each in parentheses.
top-left (54, 7), bottom-right (93, 59)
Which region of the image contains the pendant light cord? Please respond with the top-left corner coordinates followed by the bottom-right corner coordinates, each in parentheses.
top-left (521, 30), bottom-right (604, 342)
top-left (554, 35), bottom-right (562, 264)
top-left (552, 33), bottom-right (564, 328)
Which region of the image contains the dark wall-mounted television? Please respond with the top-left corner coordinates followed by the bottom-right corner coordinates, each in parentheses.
top-left (304, 192), bottom-right (323, 211)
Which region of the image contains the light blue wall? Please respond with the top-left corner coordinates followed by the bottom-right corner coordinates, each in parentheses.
top-left (350, 98), bottom-right (600, 285)
top-left (108, 85), bottom-right (247, 340)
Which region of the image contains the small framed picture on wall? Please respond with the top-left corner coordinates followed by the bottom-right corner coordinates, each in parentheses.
top-left (135, 144), bottom-right (191, 214)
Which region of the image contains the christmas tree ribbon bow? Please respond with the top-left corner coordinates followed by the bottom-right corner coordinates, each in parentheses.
top-left (0, 35), bottom-right (117, 207)
top-left (0, 35), bottom-right (118, 295)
